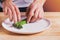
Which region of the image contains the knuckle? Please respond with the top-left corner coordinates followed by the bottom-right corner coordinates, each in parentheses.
top-left (29, 13), bottom-right (33, 16)
top-left (12, 7), bottom-right (14, 10)
top-left (10, 5), bottom-right (15, 10)
top-left (31, 3), bottom-right (34, 6)
top-left (34, 15), bottom-right (37, 18)
top-left (30, 5), bottom-right (34, 9)
top-left (29, 14), bottom-right (32, 16)
top-left (39, 14), bottom-right (43, 18)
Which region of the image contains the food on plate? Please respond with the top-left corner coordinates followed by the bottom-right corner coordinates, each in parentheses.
top-left (13, 19), bottom-right (27, 29)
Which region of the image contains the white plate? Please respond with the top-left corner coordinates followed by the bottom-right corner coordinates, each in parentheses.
top-left (2, 17), bottom-right (51, 34)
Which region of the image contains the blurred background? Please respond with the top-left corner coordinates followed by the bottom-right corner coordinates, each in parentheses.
top-left (0, 0), bottom-right (60, 12)
top-left (44, 0), bottom-right (60, 12)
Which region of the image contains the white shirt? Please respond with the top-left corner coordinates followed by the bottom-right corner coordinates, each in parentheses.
top-left (0, 0), bottom-right (33, 8)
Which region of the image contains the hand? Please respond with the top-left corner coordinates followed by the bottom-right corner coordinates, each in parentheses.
top-left (27, 0), bottom-right (46, 23)
top-left (2, 1), bottom-right (21, 23)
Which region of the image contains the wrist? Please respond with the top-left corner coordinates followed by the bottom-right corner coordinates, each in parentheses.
top-left (2, 0), bottom-right (13, 4)
top-left (1, 0), bottom-right (12, 3)
top-left (33, 0), bottom-right (46, 2)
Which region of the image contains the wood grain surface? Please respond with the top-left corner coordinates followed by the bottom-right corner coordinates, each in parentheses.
top-left (0, 12), bottom-right (60, 40)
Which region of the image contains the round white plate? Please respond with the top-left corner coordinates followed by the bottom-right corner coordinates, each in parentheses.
top-left (2, 17), bottom-right (51, 34)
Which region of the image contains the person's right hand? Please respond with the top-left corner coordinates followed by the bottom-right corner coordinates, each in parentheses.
top-left (2, 0), bottom-right (21, 23)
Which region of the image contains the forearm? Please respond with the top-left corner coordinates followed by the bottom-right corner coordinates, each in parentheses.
top-left (33, 0), bottom-right (46, 5)
top-left (33, 0), bottom-right (46, 2)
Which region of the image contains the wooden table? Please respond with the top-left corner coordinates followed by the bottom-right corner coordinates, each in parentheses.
top-left (0, 12), bottom-right (60, 40)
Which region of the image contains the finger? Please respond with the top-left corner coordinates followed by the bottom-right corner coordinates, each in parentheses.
top-left (27, 5), bottom-right (36, 23)
top-left (13, 9), bottom-right (17, 23)
top-left (30, 8), bottom-right (39, 23)
top-left (13, 4), bottom-right (21, 22)
top-left (9, 4), bottom-right (17, 23)
top-left (38, 8), bottom-right (44, 19)
top-left (7, 7), bottom-right (13, 21)
top-left (2, 3), bottom-right (8, 15)
top-left (3, 6), bottom-right (8, 15)
top-left (27, 15), bottom-right (32, 23)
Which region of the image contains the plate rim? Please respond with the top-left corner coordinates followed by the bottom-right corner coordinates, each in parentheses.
top-left (2, 18), bottom-right (51, 34)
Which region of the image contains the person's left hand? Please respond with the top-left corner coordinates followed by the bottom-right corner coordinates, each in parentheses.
top-left (27, 0), bottom-right (46, 23)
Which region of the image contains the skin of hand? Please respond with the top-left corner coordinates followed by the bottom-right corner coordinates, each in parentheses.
top-left (27, 0), bottom-right (46, 23)
top-left (2, 0), bottom-right (46, 24)
top-left (2, 0), bottom-right (21, 23)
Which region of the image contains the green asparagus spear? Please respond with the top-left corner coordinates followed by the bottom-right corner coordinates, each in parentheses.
top-left (13, 19), bottom-right (27, 29)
